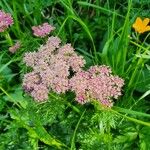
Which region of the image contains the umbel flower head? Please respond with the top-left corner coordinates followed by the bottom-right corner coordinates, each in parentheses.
top-left (70, 65), bottom-right (124, 107)
top-left (23, 36), bottom-right (85, 101)
top-left (32, 23), bottom-right (55, 37)
top-left (0, 10), bottom-right (13, 32)
top-left (132, 17), bottom-right (150, 34)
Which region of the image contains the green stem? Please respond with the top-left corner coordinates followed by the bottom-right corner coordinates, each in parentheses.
top-left (70, 109), bottom-right (86, 150)
top-left (4, 31), bottom-right (13, 46)
top-left (126, 33), bottom-right (150, 80)
top-left (127, 52), bottom-right (146, 89)
top-left (49, 93), bottom-right (81, 114)
top-left (0, 86), bottom-right (21, 108)
top-left (57, 15), bottom-right (97, 64)
top-left (111, 108), bottom-right (150, 127)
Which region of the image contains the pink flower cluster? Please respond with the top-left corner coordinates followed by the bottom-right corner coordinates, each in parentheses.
top-left (23, 35), bottom-right (124, 107)
top-left (9, 41), bottom-right (21, 53)
top-left (0, 10), bottom-right (13, 32)
top-left (32, 23), bottom-right (55, 37)
top-left (23, 36), bottom-right (85, 101)
top-left (70, 66), bottom-right (124, 107)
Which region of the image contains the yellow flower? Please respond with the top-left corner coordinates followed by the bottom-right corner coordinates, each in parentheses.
top-left (132, 17), bottom-right (150, 34)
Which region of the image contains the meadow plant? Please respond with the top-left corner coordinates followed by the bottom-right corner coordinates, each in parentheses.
top-left (0, 10), bottom-right (13, 32)
top-left (23, 26), bottom-right (124, 107)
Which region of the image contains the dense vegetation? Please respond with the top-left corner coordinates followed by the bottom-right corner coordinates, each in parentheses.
top-left (0, 0), bottom-right (150, 149)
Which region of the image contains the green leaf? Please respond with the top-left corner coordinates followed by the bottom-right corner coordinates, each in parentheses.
top-left (9, 108), bottom-right (66, 149)
top-left (114, 107), bottom-right (150, 118)
top-left (3, 88), bottom-right (27, 108)
top-left (139, 127), bottom-right (150, 150)
top-left (135, 69), bottom-right (150, 92)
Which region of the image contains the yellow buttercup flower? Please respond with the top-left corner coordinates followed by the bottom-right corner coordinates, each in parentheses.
top-left (132, 17), bottom-right (150, 34)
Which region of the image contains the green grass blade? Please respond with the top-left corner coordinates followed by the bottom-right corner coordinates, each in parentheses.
top-left (77, 1), bottom-right (125, 18)
top-left (57, 15), bottom-right (97, 63)
top-left (114, 106), bottom-right (150, 118)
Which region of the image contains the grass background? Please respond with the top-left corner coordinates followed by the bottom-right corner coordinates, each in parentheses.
top-left (0, 0), bottom-right (150, 149)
